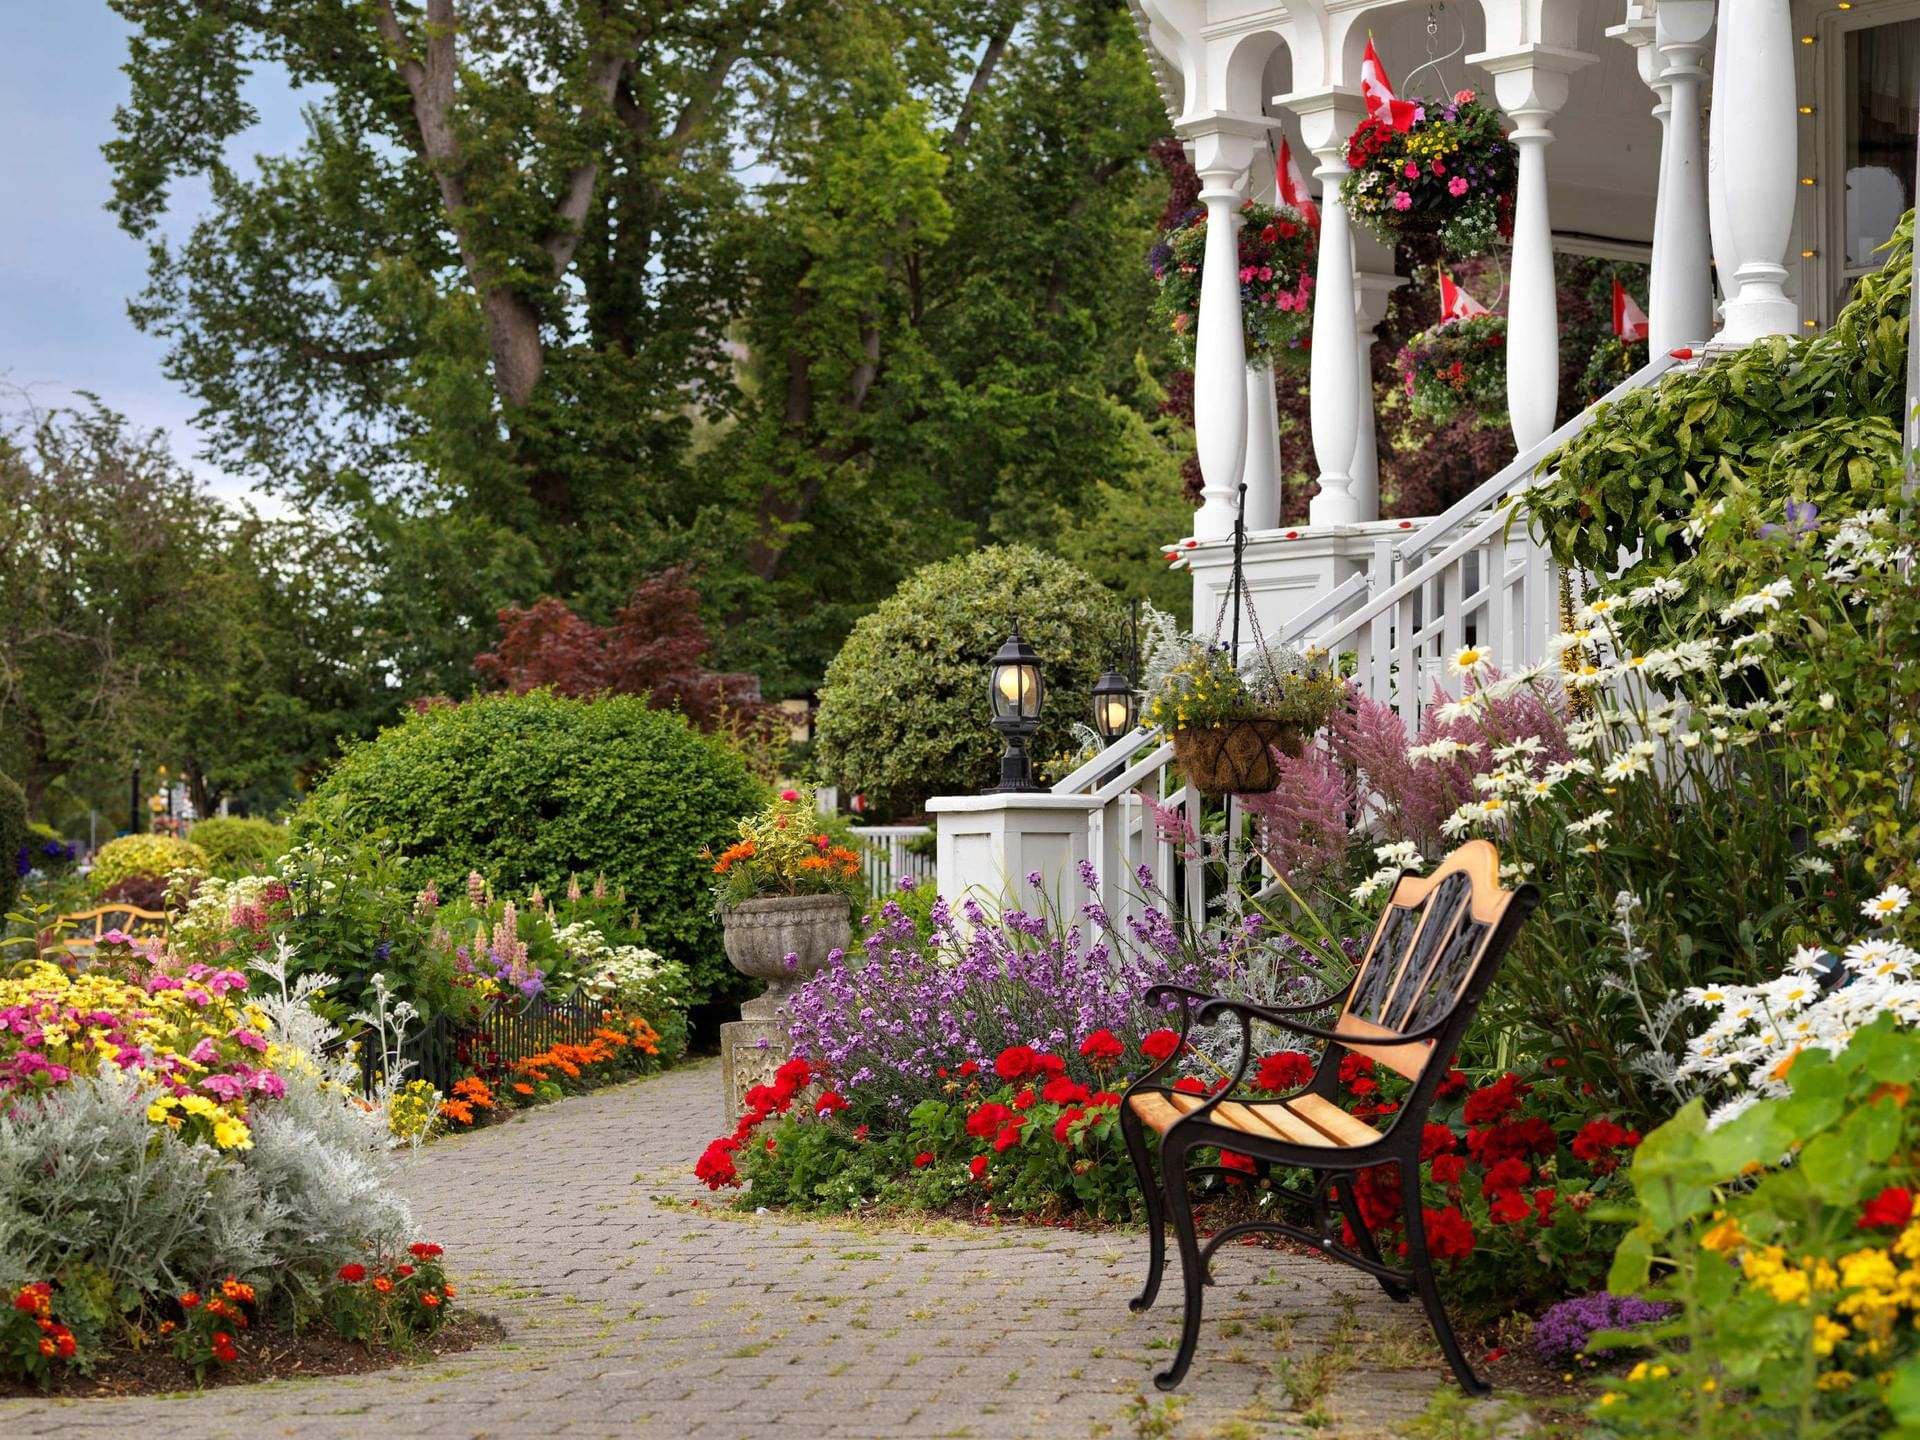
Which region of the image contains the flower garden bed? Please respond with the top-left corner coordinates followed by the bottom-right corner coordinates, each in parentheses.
top-left (0, 1302), bottom-right (501, 1400)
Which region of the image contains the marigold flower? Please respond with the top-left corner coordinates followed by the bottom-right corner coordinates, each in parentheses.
top-left (372, 1275), bottom-right (394, 1294)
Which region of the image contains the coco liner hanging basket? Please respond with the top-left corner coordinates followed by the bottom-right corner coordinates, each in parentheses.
top-left (1341, 91), bottom-right (1515, 257)
top-left (1171, 719), bottom-right (1307, 798)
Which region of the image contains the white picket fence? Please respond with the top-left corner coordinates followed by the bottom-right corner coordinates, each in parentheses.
top-left (1042, 350), bottom-right (1685, 929)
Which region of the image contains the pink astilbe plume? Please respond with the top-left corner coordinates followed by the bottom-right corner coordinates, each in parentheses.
top-left (1328, 672), bottom-right (1573, 852)
top-left (1240, 743), bottom-right (1353, 888)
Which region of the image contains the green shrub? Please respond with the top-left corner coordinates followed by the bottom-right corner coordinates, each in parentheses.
top-left (0, 775), bottom-right (25, 917)
top-left (814, 545), bottom-right (1127, 816)
top-left (294, 691), bottom-right (764, 1005)
top-left (87, 833), bottom-right (209, 898)
top-left (188, 816), bottom-right (288, 877)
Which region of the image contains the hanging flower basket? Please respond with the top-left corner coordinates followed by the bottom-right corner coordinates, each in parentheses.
top-left (1340, 91), bottom-right (1516, 257)
top-left (1579, 334), bottom-right (1648, 405)
top-left (1147, 200), bottom-right (1316, 370)
top-left (1147, 643), bottom-right (1347, 797)
top-left (1170, 720), bottom-right (1307, 797)
top-left (1395, 313), bottom-right (1509, 425)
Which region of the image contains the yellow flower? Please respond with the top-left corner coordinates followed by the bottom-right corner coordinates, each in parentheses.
top-left (145, 1099), bottom-right (175, 1124)
top-left (180, 1094), bottom-right (219, 1119)
top-left (212, 1117), bottom-right (253, 1150)
top-left (1814, 1315), bottom-right (1849, 1355)
top-left (1817, 1371), bottom-right (1856, 1392)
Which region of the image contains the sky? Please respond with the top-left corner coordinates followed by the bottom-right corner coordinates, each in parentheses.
top-left (0, 5), bottom-right (311, 505)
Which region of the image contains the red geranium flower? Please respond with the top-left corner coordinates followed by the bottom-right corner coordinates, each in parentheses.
top-left (336, 1265), bottom-right (365, 1284)
top-left (1141, 1029), bottom-right (1183, 1063)
top-left (966, 1102), bottom-right (1013, 1139)
top-left (1430, 1153), bottom-right (1468, 1185)
top-left (1042, 1076), bottom-right (1092, 1106)
top-left (1220, 1150), bottom-right (1256, 1176)
top-left (1421, 1206), bottom-right (1476, 1261)
top-left (1462, 1073), bottom-right (1529, 1126)
top-left (1011, 1088), bottom-right (1037, 1111)
top-left (993, 1119), bottom-right (1026, 1153)
top-left (1488, 1190), bottom-right (1532, 1225)
top-left (1337, 1053), bottom-right (1375, 1088)
top-left (1860, 1186), bottom-right (1916, 1230)
top-left (1053, 1107), bottom-right (1088, 1144)
top-left (1435, 1067), bottom-right (1470, 1099)
top-left (1532, 1188), bottom-right (1558, 1227)
top-left (1571, 1118), bottom-right (1641, 1173)
top-left (913, 1151), bottom-right (934, 1169)
top-left (409, 1242), bottom-right (444, 1260)
top-left (1172, 1077), bottom-right (1207, 1095)
top-left (1467, 1115), bottom-right (1556, 1165)
top-left (969, 1154), bottom-right (990, 1181)
top-left (1091, 1090), bottom-right (1123, 1107)
top-left (1079, 1030), bottom-right (1124, 1065)
top-left (1420, 1124), bottom-right (1458, 1160)
top-left (995, 1045), bottom-right (1040, 1082)
top-left (814, 1090), bottom-right (848, 1116)
top-left (1480, 1158), bottom-right (1532, 1198)
top-left (957, 1060), bottom-right (979, 1078)
top-left (1255, 1051), bottom-right (1315, 1093)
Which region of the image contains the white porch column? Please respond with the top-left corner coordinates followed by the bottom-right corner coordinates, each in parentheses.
top-left (1282, 90), bottom-right (1367, 526)
top-left (1710, 0), bottom-right (1799, 343)
top-left (1655, 1), bottom-right (1717, 350)
top-left (1707, 14), bottom-right (1736, 312)
top-left (1241, 364), bottom-right (1282, 531)
top-left (1183, 121), bottom-right (1266, 540)
top-left (1609, 9), bottom-right (1671, 344)
top-left (1473, 47), bottom-right (1594, 451)
top-left (1352, 271), bottom-right (1397, 520)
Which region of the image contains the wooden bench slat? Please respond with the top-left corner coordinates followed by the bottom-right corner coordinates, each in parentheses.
top-left (1213, 1100), bottom-right (1338, 1147)
top-left (1285, 1093), bottom-right (1383, 1148)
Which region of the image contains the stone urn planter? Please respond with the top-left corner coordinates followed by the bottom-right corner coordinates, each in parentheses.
top-left (718, 892), bottom-right (851, 1124)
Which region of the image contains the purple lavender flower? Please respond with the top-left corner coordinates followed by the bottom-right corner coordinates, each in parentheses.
top-left (1533, 1293), bottom-right (1675, 1366)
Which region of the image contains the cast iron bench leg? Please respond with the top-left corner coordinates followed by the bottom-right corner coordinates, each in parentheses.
top-left (1121, 1098), bottom-right (1167, 1315)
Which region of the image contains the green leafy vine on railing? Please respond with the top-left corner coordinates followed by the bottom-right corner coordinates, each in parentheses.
top-left (1527, 212), bottom-right (1913, 595)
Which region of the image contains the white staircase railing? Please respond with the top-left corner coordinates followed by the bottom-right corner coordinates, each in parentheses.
top-left (1045, 349), bottom-right (1687, 923)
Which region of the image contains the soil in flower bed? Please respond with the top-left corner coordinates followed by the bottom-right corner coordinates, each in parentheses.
top-left (0, 1310), bottom-right (504, 1400)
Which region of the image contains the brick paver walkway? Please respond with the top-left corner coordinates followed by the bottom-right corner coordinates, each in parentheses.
top-left (2, 1060), bottom-right (1450, 1438)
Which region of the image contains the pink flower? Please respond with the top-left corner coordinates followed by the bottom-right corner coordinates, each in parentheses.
top-left (780, 788), bottom-right (799, 802)
top-left (101, 929), bottom-right (131, 947)
top-left (1391, 191), bottom-right (1413, 212)
top-left (1454, 89), bottom-right (1476, 105)
top-left (1448, 176), bottom-right (1469, 197)
top-left (1404, 162), bottom-right (1419, 179)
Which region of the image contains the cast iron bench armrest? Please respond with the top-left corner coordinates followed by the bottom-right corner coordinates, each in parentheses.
top-left (1194, 995), bottom-right (1453, 1050)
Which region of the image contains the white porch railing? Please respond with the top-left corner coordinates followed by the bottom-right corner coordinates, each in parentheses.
top-left (849, 825), bottom-right (935, 897)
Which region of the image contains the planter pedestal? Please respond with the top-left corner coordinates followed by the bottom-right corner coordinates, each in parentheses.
top-left (717, 893), bottom-right (850, 1126)
top-left (719, 992), bottom-right (790, 1128)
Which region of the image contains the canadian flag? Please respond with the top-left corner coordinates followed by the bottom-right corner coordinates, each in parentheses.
top-left (1360, 37), bottom-right (1421, 133)
top-left (1612, 278), bottom-right (1650, 342)
top-left (1439, 273), bottom-right (1491, 321)
top-left (1274, 135), bottom-right (1321, 234)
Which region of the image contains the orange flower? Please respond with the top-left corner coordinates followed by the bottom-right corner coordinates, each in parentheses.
top-left (442, 1283), bottom-right (457, 1299)
top-left (422, 1292), bottom-right (443, 1308)
top-left (372, 1275), bottom-right (394, 1295)
top-left (513, 1082), bottom-right (534, 1096)
top-left (441, 1098), bottom-right (475, 1125)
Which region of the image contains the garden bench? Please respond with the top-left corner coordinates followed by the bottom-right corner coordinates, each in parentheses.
top-left (56, 904), bottom-right (171, 956)
top-left (1119, 838), bottom-right (1539, 1396)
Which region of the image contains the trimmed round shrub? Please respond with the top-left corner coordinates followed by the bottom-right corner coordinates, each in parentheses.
top-left (815, 545), bottom-right (1128, 816)
top-left (87, 834), bottom-right (210, 899)
top-left (188, 816), bottom-right (288, 877)
top-left (0, 773), bottom-right (26, 916)
top-left (293, 690), bottom-right (764, 1004)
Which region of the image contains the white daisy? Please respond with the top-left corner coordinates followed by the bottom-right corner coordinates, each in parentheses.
top-left (1565, 808), bottom-right (1613, 836)
top-left (1447, 644), bottom-right (1490, 678)
top-left (1863, 885), bottom-right (1912, 921)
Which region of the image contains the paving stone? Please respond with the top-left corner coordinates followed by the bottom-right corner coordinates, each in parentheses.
top-left (0, 1059), bottom-right (1447, 1438)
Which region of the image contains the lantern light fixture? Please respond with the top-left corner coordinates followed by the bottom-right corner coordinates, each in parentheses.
top-left (985, 622), bottom-right (1044, 793)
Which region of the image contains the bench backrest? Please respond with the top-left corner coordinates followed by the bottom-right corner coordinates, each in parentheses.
top-left (57, 905), bottom-right (171, 951)
top-left (1333, 840), bottom-right (1532, 1081)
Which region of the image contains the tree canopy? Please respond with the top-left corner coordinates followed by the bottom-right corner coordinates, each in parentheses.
top-left (108, 0), bottom-right (1184, 696)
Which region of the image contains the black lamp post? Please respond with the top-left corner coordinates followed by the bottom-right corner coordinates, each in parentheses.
top-left (130, 744), bottom-right (143, 837)
top-left (986, 622), bottom-right (1044, 793)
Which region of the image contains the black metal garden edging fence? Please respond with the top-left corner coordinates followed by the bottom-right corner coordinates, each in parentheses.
top-left (354, 993), bottom-right (616, 1098)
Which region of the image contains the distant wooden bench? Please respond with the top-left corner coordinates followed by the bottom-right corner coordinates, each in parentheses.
top-left (1119, 839), bottom-right (1539, 1396)
top-left (56, 905), bottom-right (171, 956)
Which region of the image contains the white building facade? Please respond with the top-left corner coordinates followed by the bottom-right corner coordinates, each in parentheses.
top-left (929, 0), bottom-right (1920, 920)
